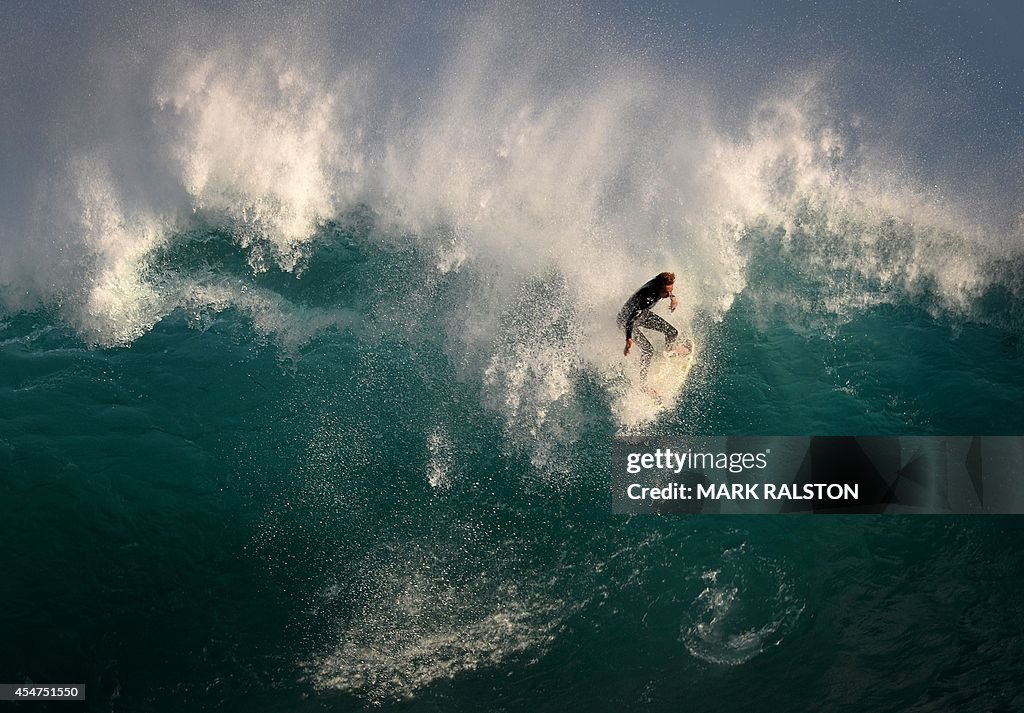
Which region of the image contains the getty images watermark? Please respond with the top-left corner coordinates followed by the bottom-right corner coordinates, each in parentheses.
top-left (612, 436), bottom-right (1024, 514)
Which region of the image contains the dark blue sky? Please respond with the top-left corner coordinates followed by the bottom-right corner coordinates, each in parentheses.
top-left (590, 0), bottom-right (1023, 187)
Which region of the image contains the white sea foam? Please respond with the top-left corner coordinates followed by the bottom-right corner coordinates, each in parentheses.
top-left (155, 43), bottom-right (368, 270)
top-left (425, 424), bottom-right (455, 490)
top-left (682, 543), bottom-right (805, 666)
top-left (310, 551), bottom-right (567, 702)
top-left (1, 2), bottom-right (1018, 411)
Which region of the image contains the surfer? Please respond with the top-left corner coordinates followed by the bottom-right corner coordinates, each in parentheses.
top-left (618, 272), bottom-right (688, 379)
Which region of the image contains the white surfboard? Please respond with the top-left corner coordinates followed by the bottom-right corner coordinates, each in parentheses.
top-left (611, 342), bottom-right (696, 429)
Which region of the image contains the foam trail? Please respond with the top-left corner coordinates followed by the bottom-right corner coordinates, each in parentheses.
top-left (309, 549), bottom-right (570, 703)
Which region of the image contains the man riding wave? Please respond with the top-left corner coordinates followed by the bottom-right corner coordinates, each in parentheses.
top-left (618, 271), bottom-right (689, 379)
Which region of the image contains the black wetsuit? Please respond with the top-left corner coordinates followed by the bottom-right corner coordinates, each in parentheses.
top-left (618, 278), bottom-right (678, 377)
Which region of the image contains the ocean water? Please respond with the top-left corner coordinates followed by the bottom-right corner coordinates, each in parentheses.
top-left (2, 2), bottom-right (1024, 711)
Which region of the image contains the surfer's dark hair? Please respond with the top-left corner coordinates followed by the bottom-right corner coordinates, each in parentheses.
top-left (656, 271), bottom-right (675, 285)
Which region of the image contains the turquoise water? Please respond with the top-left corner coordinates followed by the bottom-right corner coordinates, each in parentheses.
top-left (3, 220), bottom-right (1024, 711)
